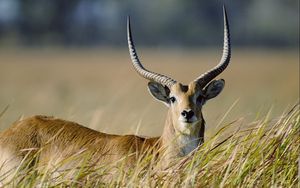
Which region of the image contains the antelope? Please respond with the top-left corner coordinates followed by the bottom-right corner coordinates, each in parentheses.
top-left (0, 6), bottom-right (231, 183)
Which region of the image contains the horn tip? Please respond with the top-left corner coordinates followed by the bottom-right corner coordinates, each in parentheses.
top-left (222, 4), bottom-right (229, 29)
top-left (127, 15), bottom-right (132, 38)
top-left (222, 5), bottom-right (227, 17)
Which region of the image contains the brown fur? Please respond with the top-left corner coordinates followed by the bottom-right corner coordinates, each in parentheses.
top-left (0, 115), bottom-right (159, 162)
top-left (0, 81), bottom-right (218, 183)
top-left (0, 116), bottom-right (160, 183)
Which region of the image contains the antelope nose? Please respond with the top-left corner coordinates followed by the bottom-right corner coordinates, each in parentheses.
top-left (181, 110), bottom-right (194, 120)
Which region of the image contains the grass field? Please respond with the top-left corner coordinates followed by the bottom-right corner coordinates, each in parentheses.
top-left (0, 48), bottom-right (299, 186)
top-left (0, 48), bottom-right (298, 136)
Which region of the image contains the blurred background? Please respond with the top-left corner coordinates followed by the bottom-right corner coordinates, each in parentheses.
top-left (0, 0), bottom-right (299, 137)
top-left (0, 0), bottom-right (298, 47)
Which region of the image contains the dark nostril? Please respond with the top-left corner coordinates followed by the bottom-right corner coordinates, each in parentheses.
top-left (181, 110), bottom-right (194, 120)
top-left (181, 111), bottom-right (188, 117)
top-left (188, 111), bottom-right (194, 118)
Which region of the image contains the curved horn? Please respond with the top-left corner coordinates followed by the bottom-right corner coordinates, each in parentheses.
top-left (127, 16), bottom-right (177, 88)
top-left (195, 5), bottom-right (231, 88)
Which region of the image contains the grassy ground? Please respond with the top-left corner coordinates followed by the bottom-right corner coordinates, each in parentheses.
top-left (0, 48), bottom-right (299, 186)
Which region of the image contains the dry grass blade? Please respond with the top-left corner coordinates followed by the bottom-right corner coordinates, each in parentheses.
top-left (0, 104), bottom-right (299, 187)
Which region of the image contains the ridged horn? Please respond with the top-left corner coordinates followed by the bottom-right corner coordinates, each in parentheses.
top-left (127, 16), bottom-right (177, 88)
top-left (195, 5), bottom-right (231, 88)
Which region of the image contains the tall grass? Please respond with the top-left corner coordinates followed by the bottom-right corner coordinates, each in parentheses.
top-left (1, 103), bottom-right (299, 187)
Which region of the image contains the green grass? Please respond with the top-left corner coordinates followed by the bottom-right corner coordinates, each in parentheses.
top-left (1, 103), bottom-right (299, 187)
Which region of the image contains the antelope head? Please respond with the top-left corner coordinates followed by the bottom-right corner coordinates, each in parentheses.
top-left (127, 7), bottom-right (231, 154)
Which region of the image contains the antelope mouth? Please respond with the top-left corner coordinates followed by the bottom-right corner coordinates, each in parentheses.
top-left (180, 119), bottom-right (199, 125)
top-left (179, 116), bottom-right (199, 124)
top-left (178, 120), bottom-right (201, 135)
top-left (182, 120), bottom-right (197, 124)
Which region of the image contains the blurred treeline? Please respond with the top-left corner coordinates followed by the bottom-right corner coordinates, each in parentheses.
top-left (0, 0), bottom-right (298, 48)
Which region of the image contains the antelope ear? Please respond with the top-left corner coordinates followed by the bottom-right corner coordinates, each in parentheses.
top-left (147, 82), bottom-right (170, 105)
top-left (203, 79), bottom-right (225, 100)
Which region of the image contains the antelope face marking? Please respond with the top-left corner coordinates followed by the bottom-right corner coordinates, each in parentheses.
top-left (148, 80), bottom-right (225, 135)
top-left (169, 82), bottom-right (203, 135)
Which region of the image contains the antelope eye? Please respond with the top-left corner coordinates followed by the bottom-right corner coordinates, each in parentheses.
top-left (169, 96), bottom-right (176, 103)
